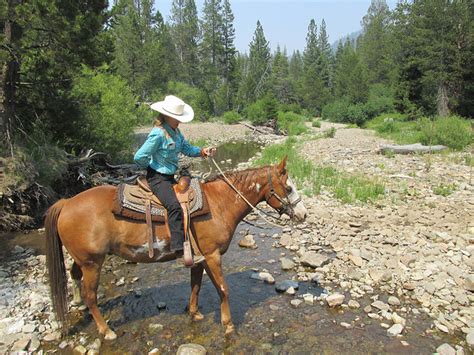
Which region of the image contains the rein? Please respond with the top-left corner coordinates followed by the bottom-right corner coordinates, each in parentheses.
top-left (209, 158), bottom-right (290, 228)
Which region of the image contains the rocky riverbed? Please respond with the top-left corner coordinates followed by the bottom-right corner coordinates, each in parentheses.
top-left (0, 121), bottom-right (472, 353)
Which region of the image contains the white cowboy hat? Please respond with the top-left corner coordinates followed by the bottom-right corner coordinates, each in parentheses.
top-left (150, 95), bottom-right (194, 123)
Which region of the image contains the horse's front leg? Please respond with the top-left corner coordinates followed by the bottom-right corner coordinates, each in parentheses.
top-left (189, 263), bottom-right (204, 321)
top-left (204, 251), bottom-right (234, 336)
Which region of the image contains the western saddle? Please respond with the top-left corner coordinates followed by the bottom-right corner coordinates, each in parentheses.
top-left (112, 176), bottom-right (210, 266)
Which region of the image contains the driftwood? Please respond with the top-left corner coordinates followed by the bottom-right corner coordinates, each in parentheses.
top-left (239, 122), bottom-right (275, 135)
top-left (68, 149), bottom-right (107, 167)
top-left (380, 143), bottom-right (447, 155)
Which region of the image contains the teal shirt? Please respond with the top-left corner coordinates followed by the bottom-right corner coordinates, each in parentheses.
top-left (134, 123), bottom-right (201, 175)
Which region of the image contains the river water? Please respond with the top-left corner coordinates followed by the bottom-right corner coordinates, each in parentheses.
top-left (0, 140), bottom-right (461, 353)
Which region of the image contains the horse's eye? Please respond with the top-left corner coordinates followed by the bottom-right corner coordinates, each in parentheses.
top-left (286, 185), bottom-right (292, 193)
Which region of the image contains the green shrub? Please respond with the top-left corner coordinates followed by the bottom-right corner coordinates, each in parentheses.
top-left (321, 98), bottom-right (351, 122)
top-left (323, 127), bottom-right (336, 138)
top-left (71, 66), bottom-right (140, 160)
top-left (222, 111), bottom-right (241, 124)
top-left (419, 116), bottom-right (472, 151)
top-left (312, 119), bottom-right (321, 128)
top-left (278, 103), bottom-right (302, 114)
top-left (245, 100), bottom-right (267, 125)
top-left (277, 111), bottom-right (308, 136)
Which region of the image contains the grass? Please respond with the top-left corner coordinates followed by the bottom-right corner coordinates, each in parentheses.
top-left (189, 138), bottom-right (209, 147)
top-left (312, 119), bottom-right (321, 128)
top-left (433, 183), bottom-right (456, 196)
top-left (366, 113), bottom-right (472, 150)
top-left (253, 137), bottom-right (385, 204)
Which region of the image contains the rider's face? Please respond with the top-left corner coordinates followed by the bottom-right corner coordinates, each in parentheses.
top-left (165, 115), bottom-right (180, 130)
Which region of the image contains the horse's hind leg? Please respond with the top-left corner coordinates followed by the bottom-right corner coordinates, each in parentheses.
top-left (204, 251), bottom-right (234, 336)
top-left (70, 262), bottom-right (83, 306)
top-left (81, 258), bottom-right (117, 340)
top-left (189, 263), bottom-right (204, 321)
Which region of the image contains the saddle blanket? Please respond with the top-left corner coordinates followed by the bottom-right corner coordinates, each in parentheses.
top-left (112, 178), bottom-right (210, 222)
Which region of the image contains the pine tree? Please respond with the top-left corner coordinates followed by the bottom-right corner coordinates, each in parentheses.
top-left (7, 0), bottom-right (109, 146)
top-left (393, 0), bottom-right (471, 116)
top-left (301, 19), bottom-right (326, 114)
top-left (111, 0), bottom-right (176, 98)
top-left (358, 0), bottom-right (394, 85)
top-left (170, 0), bottom-right (200, 85)
top-left (219, 0), bottom-right (237, 112)
top-left (244, 20), bottom-right (271, 102)
top-left (318, 19), bottom-right (333, 89)
top-left (268, 46), bottom-right (293, 104)
top-left (333, 39), bottom-right (369, 104)
top-left (200, 0), bottom-right (225, 112)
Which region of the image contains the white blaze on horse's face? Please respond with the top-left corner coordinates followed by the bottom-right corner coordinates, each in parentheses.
top-left (286, 177), bottom-right (307, 222)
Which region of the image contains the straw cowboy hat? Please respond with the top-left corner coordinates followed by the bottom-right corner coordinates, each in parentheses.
top-left (150, 95), bottom-right (194, 123)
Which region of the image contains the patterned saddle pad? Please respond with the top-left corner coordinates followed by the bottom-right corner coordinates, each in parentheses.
top-left (111, 177), bottom-right (210, 222)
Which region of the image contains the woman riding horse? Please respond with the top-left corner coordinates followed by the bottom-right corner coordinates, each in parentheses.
top-left (134, 95), bottom-right (216, 264)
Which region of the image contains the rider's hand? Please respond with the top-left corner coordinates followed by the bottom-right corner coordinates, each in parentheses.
top-left (201, 147), bottom-right (217, 157)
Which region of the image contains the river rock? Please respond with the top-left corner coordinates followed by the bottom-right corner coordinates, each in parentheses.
top-left (148, 348), bottom-right (160, 355)
top-left (238, 235), bottom-right (257, 249)
top-left (348, 300), bottom-right (360, 309)
top-left (280, 257), bottom-right (295, 270)
top-left (73, 345), bottom-right (87, 355)
top-left (388, 296), bottom-right (401, 306)
top-left (464, 274), bottom-right (474, 291)
top-left (176, 343), bottom-right (207, 355)
top-left (275, 280), bottom-right (299, 293)
top-left (436, 343), bottom-right (456, 355)
top-left (300, 252), bottom-right (330, 268)
top-left (12, 337), bottom-right (30, 352)
top-left (371, 300), bottom-right (390, 311)
top-left (392, 313), bottom-right (406, 326)
top-left (250, 272), bottom-right (275, 284)
top-left (466, 329), bottom-right (474, 348)
top-left (326, 293), bottom-right (345, 307)
top-left (303, 293), bottom-right (314, 305)
top-left (290, 299), bottom-right (303, 308)
top-left (286, 287), bottom-right (296, 295)
top-left (387, 323), bottom-right (404, 337)
top-left (279, 234), bottom-right (293, 246)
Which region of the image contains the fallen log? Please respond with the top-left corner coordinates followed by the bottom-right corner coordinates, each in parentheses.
top-left (379, 143), bottom-right (447, 155)
top-left (239, 122), bottom-right (275, 135)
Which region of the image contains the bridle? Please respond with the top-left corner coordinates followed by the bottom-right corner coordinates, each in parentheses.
top-left (264, 167), bottom-right (301, 218)
top-left (210, 158), bottom-right (299, 227)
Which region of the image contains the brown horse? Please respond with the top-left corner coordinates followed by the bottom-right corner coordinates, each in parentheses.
top-left (44, 157), bottom-right (307, 340)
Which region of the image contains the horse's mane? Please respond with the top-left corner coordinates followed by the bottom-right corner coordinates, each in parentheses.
top-left (204, 165), bottom-right (271, 184)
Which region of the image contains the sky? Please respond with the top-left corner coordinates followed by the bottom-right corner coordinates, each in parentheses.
top-left (154, 0), bottom-right (398, 54)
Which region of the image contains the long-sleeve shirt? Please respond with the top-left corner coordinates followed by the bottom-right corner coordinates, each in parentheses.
top-left (134, 123), bottom-right (201, 175)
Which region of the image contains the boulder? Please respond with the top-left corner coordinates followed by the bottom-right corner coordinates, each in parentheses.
top-left (300, 252), bottom-right (330, 268)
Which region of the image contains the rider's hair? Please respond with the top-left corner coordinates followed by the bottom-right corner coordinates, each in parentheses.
top-left (153, 114), bottom-right (165, 127)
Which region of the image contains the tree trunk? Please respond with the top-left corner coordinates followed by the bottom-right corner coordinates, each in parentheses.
top-left (0, 0), bottom-right (22, 157)
top-left (436, 83), bottom-right (450, 117)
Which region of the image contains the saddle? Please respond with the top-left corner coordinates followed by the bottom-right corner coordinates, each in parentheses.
top-left (112, 176), bottom-right (210, 263)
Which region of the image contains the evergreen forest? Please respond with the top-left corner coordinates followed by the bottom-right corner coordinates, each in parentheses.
top-left (0, 0), bottom-right (472, 176)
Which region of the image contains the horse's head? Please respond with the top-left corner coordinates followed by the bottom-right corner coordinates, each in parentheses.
top-left (264, 156), bottom-right (308, 222)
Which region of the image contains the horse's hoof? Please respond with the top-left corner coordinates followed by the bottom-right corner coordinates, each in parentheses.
top-left (191, 311), bottom-right (204, 321)
top-left (104, 329), bottom-right (117, 340)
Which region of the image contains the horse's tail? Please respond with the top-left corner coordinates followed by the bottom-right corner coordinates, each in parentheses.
top-left (44, 199), bottom-right (68, 331)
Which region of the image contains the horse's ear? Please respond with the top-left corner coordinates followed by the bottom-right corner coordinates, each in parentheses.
top-left (277, 156), bottom-right (288, 174)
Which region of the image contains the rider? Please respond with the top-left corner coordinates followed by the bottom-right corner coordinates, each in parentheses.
top-left (134, 95), bottom-right (216, 263)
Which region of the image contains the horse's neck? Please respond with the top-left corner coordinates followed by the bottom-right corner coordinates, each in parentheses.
top-left (210, 169), bottom-right (267, 225)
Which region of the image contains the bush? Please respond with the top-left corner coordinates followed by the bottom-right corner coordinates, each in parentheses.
top-left (71, 66), bottom-right (140, 161)
top-left (312, 119), bottom-right (321, 128)
top-left (245, 100), bottom-right (267, 125)
top-left (278, 103), bottom-right (302, 114)
top-left (321, 98), bottom-right (351, 123)
top-left (222, 111), bottom-right (241, 124)
top-left (419, 116), bottom-right (472, 151)
top-left (277, 111), bottom-right (308, 136)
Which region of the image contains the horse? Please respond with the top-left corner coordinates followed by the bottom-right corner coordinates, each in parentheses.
top-left (44, 157), bottom-right (307, 340)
